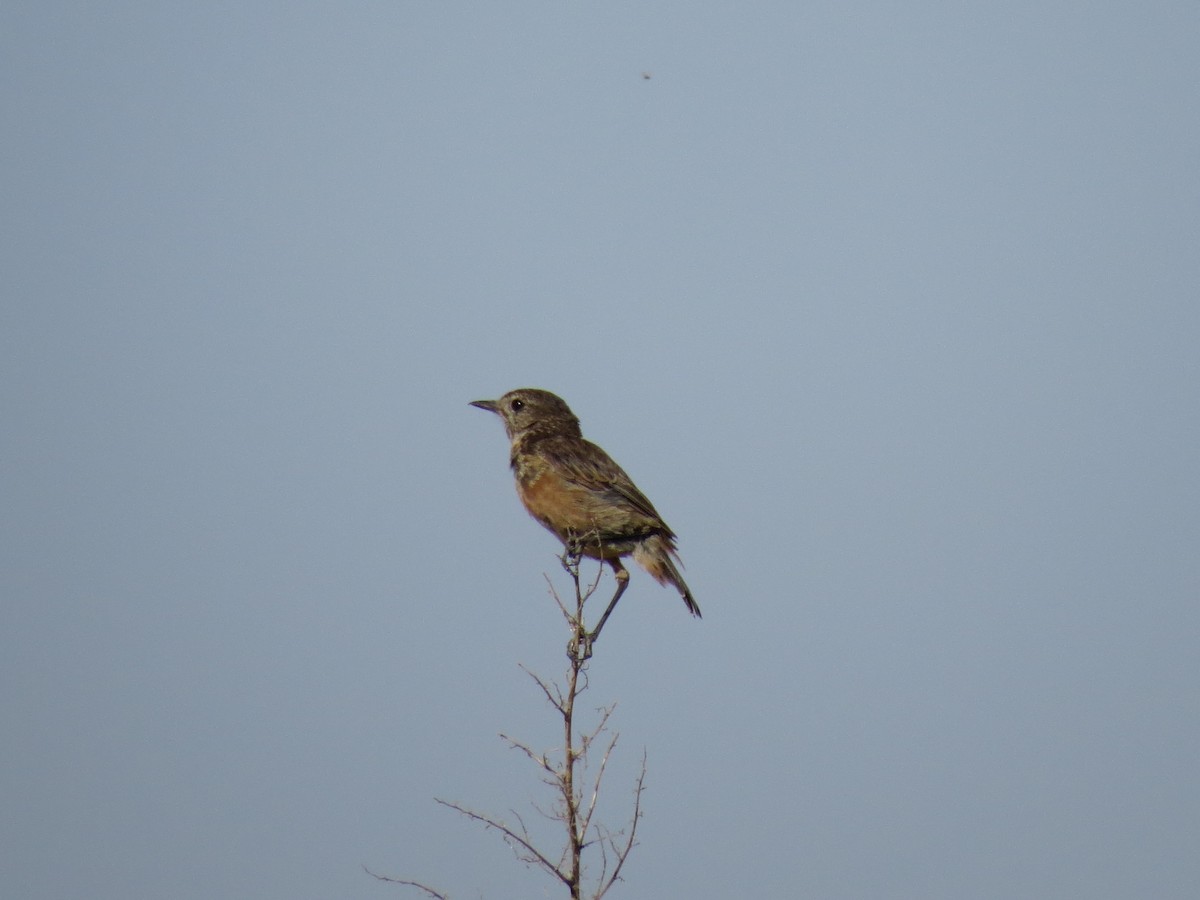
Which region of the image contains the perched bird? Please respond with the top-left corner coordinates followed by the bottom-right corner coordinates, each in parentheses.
top-left (470, 389), bottom-right (699, 640)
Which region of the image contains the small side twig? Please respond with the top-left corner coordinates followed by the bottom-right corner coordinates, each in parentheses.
top-left (363, 865), bottom-right (450, 899)
top-left (434, 799), bottom-right (571, 889)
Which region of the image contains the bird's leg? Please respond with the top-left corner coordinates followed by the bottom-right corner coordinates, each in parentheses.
top-left (585, 561), bottom-right (630, 653)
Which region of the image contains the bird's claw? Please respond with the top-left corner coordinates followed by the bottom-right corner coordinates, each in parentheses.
top-left (560, 543), bottom-right (583, 573)
top-left (568, 631), bottom-right (594, 662)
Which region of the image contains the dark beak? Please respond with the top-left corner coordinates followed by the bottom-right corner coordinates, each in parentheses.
top-left (469, 399), bottom-right (500, 413)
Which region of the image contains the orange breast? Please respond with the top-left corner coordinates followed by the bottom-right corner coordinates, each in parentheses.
top-left (517, 468), bottom-right (597, 539)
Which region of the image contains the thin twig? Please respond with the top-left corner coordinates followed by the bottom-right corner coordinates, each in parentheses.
top-left (362, 865), bottom-right (450, 899)
top-left (434, 798), bottom-right (569, 887)
top-left (519, 662), bottom-right (566, 712)
top-left (596, 750), bottom-right (647, 898)
top-left (499, 732), bottom-right (555, 775)
top-left (581, 729), bottom-right (621, 840)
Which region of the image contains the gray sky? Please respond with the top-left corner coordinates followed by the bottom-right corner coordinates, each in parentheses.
top-left (3, 3), bottom-right (1198, 898)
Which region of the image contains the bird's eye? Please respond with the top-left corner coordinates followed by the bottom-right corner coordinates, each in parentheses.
top-left (510, 398), bottom-right (524, 412)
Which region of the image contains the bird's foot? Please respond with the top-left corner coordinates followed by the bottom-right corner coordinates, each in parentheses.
top-left (560, 542), bottom-right (583, 572)
top-left (568, 631), bottom-right (594, 662)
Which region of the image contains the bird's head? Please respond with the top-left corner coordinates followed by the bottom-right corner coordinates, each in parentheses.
top-left (470, 388), bottom-right (582, 442)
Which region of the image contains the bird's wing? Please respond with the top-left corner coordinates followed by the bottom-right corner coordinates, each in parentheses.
top-left (540, 436), bottom-right (668, 527)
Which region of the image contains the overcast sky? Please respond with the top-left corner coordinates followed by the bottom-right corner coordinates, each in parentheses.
top-left (3, 3), bottom-right (1198, 898)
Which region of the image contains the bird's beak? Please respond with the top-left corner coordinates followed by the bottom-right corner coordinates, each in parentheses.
top-left (469, 399), bottom-right (500, 414)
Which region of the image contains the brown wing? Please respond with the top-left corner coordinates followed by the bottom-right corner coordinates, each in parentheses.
top-left (538, 435), bottom-right (674, 537)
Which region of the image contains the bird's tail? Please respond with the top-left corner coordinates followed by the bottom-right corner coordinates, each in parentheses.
top-left (634, 534), bottom-right (701, 618)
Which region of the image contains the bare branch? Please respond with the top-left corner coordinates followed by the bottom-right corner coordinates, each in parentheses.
top-left (519, 662), bottom-right (566, 712)
top-left (581, 729), bottom-right (621, 839)
top-left (544, 571), bottom-right (572, 621)
top-left (596, 750), bottom-right (647, 898)
top-left (528, 796), bottom-right (559, 824)
top-left (499, 732), bottom-right (555, 775)
top-left (387, 548), bottom-right (648, 898)
top-left (362, 865), bottom-right (450, 899)
top-left (434, 798), bottom-right (569, 887)
top-left (579, 704), bottom-right (616, 755)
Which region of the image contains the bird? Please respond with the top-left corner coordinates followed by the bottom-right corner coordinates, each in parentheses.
top-left (470, 388), bottom-right (699, 643)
